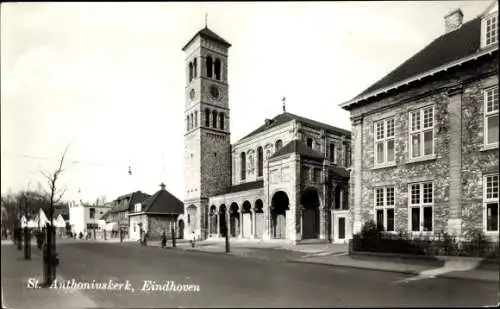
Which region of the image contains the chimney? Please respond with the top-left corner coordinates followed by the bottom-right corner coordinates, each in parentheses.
top-left (265, 119), bottom-right (273, 126)
top-left (160, 182), bottom-right (166, 191)
top-left (444, 8), bottom-right (464, 33)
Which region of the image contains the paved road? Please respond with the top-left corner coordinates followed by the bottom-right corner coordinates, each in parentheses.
top-left (5, 242), bottom-right (500, 308)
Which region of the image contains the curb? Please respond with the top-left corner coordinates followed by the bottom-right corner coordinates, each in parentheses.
top-left (286, 259), bottom-right (499, 283)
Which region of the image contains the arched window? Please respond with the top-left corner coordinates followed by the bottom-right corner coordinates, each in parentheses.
top-left (186, 115), bottom-right (190, 131)
top-left (194, 111), bottom-right (198, 128)
top-left (307, 137), bottom-right (313, 148)
top-left (219, 112), bottom-right (225, 130)
top-left (240, 152), bottom-right (246, 180)
top-left (214, 58), bottom-right (221, 80)
top-left (189, 62), bottom-right (193, 82)
top-left (257, 146), bottom-right (263, 177)
top-left (275, 139), bottom-right (283, 151)
top-left (193, 58), bottom-right (197, 78)
top-left (212, 110), bottom-right (218, 128)
top-left (190, 113), bottom-right (194, 130)
top-left (205, 109), bottom-right (210, 127)
top-left (206, 56), bottom-right (213, 78)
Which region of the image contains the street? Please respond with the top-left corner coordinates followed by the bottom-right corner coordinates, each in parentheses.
top-left (2, 242), bottom-right (498, 308)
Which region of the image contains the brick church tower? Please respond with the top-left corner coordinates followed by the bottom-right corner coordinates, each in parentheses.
top-left (182, 26), bottom-right (232, 239)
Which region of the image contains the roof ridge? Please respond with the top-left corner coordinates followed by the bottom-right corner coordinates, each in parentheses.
top-left (345, 15), bottom-right (485, 106)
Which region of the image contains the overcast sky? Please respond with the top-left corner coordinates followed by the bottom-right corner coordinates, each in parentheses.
top-left (1, 1), bottom-right (491, 203)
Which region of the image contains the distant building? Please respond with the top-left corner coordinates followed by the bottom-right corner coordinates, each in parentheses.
top-left (340, 2), bottom-right (499, 239)
top-left (128, 183), bottom-right (184, 241)
top-left (102, 191), bottom-right (151, 238)
top-left (68, 200), bottom-right (113, 236)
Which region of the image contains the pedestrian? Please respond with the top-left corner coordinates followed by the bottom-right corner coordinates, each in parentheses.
top-left (191, 231), bottom-right (196, 248)
top-left (143, 231), bottom-right (149, 246)
top-left (161, 231), bottom-right (167, 249)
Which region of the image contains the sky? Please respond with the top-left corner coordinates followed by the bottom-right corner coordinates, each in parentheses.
top-left (1, 1), bottom-right (492, 203)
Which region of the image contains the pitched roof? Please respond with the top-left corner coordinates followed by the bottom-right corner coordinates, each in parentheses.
top-left (182, 26), bottom-right (231, 51)
top-left (270, 139), bottom-right (325, 161)
top-left (53, 206), bottom-right (69, 221)
top-left (139, 188), bottom-right (184, 215)
top-left (239, 112), bottom-right (350, 143)
top-left (127, 191), bottom-right (151, 212)
top-left (345, 15), bottom-right (486, 107)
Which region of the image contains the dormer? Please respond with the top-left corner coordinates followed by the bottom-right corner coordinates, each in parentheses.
top-left (481, 0), bottom-right (498, 49)
top-left (134, 203), bottom-right (142, 212)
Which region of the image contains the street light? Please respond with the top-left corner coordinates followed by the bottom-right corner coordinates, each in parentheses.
top-left (24, 190), bottom-right (31, 260)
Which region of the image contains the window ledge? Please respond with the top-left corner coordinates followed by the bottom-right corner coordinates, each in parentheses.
top-left (372, 162), bottom-right (397, 170)
top-left (406, 154), bottom-right (436, 165)
top-left (480, 143), bottom-right (499, 152)
top-left (484, 230), bottom-right (499, 235)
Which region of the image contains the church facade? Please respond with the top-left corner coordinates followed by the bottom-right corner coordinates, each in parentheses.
top-left (179, 26), bottom-right (352, 244)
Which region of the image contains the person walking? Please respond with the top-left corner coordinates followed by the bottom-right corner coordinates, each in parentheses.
top-left (190, 231), bottom-right (196, 248)
top-left (161, 231), bottom-right (167, 249)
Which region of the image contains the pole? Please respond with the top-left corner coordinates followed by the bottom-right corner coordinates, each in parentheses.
top-left (225, 214), bottom-right (230, 253)
top-left (24, 195), bottom-right (31, 260)
top-left (171, 225), bottom-right (176, 248)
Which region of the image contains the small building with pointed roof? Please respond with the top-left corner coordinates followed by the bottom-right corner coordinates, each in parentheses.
top-left (128, 183), bottom-right (184, 241)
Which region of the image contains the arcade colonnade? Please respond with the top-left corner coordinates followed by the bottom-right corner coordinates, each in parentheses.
top-left (182, 183), bottom-right (350, 242)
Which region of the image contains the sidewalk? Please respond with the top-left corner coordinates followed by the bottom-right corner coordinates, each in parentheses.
top-left (1, 245), bottom-right (96, 309)
top-left (288, 253), bottom-right (499, 283)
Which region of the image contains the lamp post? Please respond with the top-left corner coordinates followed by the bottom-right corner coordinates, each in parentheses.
top-left (24, 192), bottom-right (31, 260)
top-left (17, 208), bottom-right (22, 250)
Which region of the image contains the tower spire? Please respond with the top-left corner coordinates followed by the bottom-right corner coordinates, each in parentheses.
top-left (205, 13), bottom-right (208, 28)
top-left (282, 96), bottom-right (286, 113)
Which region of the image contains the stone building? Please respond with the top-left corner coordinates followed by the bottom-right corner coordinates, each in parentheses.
top-left (340, 2), bottom-right (499, 239)
top-left (180, 27), bottom-right (352, 243)
top-left (128, 183), bottom-right (184, 241)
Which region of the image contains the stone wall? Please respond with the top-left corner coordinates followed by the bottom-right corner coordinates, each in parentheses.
top-left (148, 215), bottom-right (176, 240)
top-left (348, 54), bottom-right (499, 237)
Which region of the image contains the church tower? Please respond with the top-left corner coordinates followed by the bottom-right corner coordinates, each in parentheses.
top-left (182, 25), bottom-right (232, 239)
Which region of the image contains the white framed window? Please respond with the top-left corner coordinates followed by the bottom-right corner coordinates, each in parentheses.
top-left (484, 86), bottom-right (499, 147)
top-left (484, 174), bottom-right (499, 233)
top-left (374, 118), bottom-right (395, 165)
top-left (408, 182), bottom-right (433, 232)
top-left (482, 13), bottom-right (498, 48)
top-left (409, 106), bottom-right (434, 159)
top-left (374, 186), bottom-right (395, 231)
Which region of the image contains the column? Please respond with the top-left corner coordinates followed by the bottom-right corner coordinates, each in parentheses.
top-left (319, 207), bottom-right (325, 240)
top-left (216, 213), bottom-right (220, 237)
top-left (251, 209), bottom-right (256, 239)
top-left (447, 85), bottom-right (463, 238)
top-left (352, 116), bottom-right (363, 234)
top-left (299, 206), bottom-right (303, 240)
top-left (239, 211), bottom-right (243, 238)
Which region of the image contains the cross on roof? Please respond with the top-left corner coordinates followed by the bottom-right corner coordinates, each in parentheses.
top-left (282, 97), bottom-right (286, 113)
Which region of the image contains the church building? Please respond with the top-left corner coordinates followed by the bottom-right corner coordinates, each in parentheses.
top-left (179, 26), bottom-right (352, 244)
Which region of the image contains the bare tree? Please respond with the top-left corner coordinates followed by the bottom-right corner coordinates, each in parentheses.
top-left (40, 144), bottom-right (70, 225)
